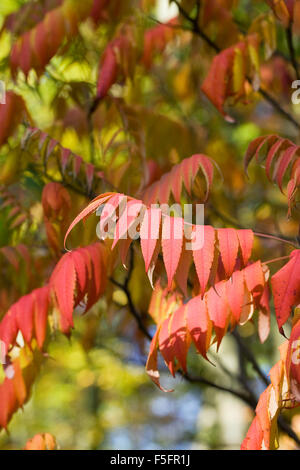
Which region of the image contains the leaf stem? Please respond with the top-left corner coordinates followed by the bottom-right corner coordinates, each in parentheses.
top-left (262, 255), bottom-right (291, 265)
top-left (254, 231), bottom-right (298, 248)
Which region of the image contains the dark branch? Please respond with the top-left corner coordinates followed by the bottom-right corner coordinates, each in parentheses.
top-left (181, 370), bottom-right (254, 405)
top-left (286, 25), bottom-right (300, 81)
top-left (258, 87), bottom-right (300, 130)
top-left (109, 246), bottom-right (152, 341)
top-left (232, 331), bottom-right (269, 387)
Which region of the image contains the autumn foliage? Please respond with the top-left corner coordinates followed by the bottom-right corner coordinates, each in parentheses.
top-left (1, 0), bottom-right (300, 451)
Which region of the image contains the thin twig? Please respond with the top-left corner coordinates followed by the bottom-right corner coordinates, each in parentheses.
top-left (258, 87), bottom-right (300, 130)
top-left (109, 278), bottom-right (152, 341)
top-left (232, 331), bottom-right (269, 387)
top-left (254, 231), bottom-right (298, 248)
top-left (181, 371), bottom-right (254, 405)
top-left (286, 25), bottom-right (300, 81)
top-left (109, 246), bottom-right (152, 341)
top-left (195, 0), bottom-right (201, 23)
top-left (263, 255), bottom-right (291, 265)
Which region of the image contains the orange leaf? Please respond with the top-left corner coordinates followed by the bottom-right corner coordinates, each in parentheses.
top-left (193, 225), bottom-right (215, 297)
top-left (272, 250), bottom-right (300, 329)
top-left (217, 228), bottom-right (239, 277)
top-left (186, 296), bottom-right (212, 359)
top-left (162, 216), bottom-right (184, 289)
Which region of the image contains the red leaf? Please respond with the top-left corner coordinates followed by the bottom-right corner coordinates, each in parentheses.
top-left (96, 44), bottom-right (118, 99)
top-left (265, 137), bottom-right (287, 180)
top-left (0, 91), bottom-right (26, 147)
top-left (169, 306), bottom-right (188, 372)
top-left (142, 17), bottom-right (178, 69)
top-left (193, 225), bottom-right (215, 297)
top-left (50, 253), bottom-right (76, 332)
top-left (112, 199), bottom-right (143, 249)
top-left (0, 312), bottom-right (17, 352)
top-left (10, 2), bottom-right (93, 76)
top-left (186, 296), bottom-right (211, 359)
top-left (175, 245), bottom-right (192, 296)
top-left (159, 316), bottom-right (177, 376)
top-left (271, 250), bottom-right (300, 329)
top-left (34, 286), bottom-right (49, 349)
top-left (226, 270), bottom-right (245, 324)
top-left (201, 46), bottom-right (236, 120)
top-left (206, 281), bottom-right (229, 348)
top-left (244, 134), bottom-right (300, 212)
top-left (275, 145), bottom-right (298, 191)
top-left (217, 228), bottom-right (239, 277)
top-left (146, 328), bottom-right (173, 392)
top-left (142, 154), bottom-right (216, 205)
top-left (24, 433), bottom-right (57, 450)
top-left (162, 216), bottom-right (184, 289)
top-left (15, 295), bottom-right (34, 345)
top-left (241, 416), bottom-right (263, 450)
top-left (64, 192), bottom-right (114, 248)
top-left (237, 229), bottom-right (254, 266)
top-left (244, 135), bottom-right (268, 174)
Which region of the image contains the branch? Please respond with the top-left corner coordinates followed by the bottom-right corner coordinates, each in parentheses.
top-left (286, 25), bottom-right (300, 81)
top-left (195, 0), bottom-right (201, 23)
top-left (232, 330), bottom-right (269, 387)
top-left (182, 370), bottom-right (254, 406)
top-left (258, 87), bottom-right (300, 130)
top-left (110, 279), bottom-right (152, 341)
top-left (109, 246), bottom-right (152, 341)
top-left (254, 232), bottom-right (298, 249)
